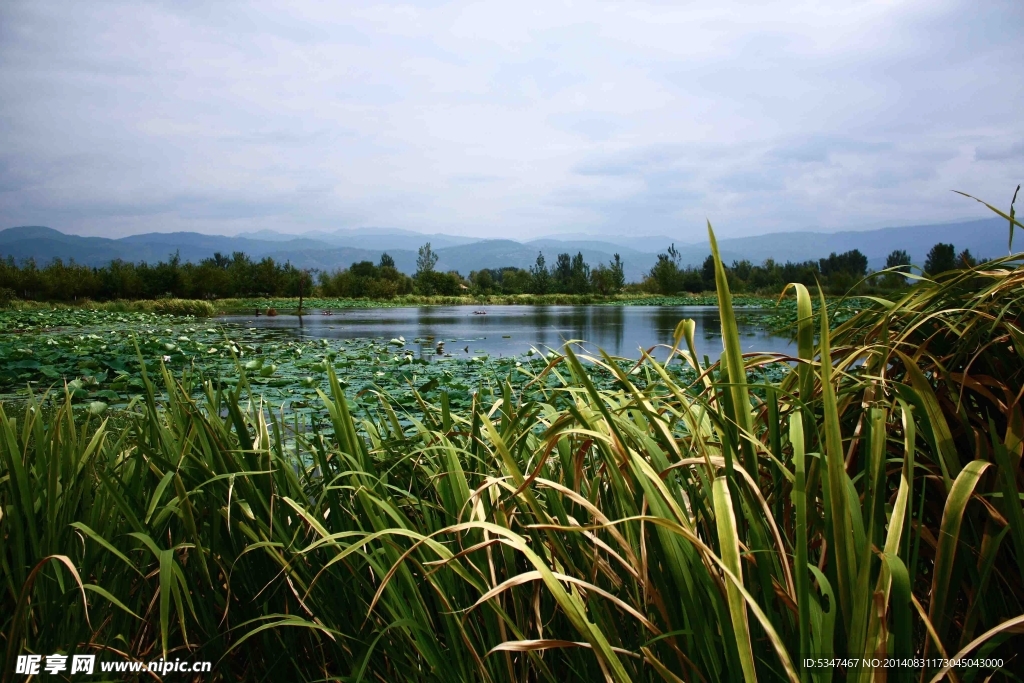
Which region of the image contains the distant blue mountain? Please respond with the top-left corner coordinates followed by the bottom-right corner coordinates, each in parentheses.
top-left (236, 227), bottom-right (480, 250)
top-left (0, 217), bottom-right (1011, 283)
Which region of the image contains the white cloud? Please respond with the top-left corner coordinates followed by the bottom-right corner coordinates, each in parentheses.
top-left (0, 0), bottom-right (1020, 238)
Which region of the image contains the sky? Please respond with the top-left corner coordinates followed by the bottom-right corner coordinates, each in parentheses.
top-left (0, 0), bottom-right (1021, 241)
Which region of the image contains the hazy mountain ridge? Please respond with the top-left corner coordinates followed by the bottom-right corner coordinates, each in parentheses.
top-left (237, 227), bottom-right (479, 250)
top-left (0, 218), bottom-right (1009, 284)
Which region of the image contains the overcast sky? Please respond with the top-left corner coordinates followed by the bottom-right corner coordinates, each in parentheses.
top-left (0, 0), bottom-right (1021, 240)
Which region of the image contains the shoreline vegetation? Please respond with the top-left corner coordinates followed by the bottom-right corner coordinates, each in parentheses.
top-left (0, 292), bottom-right (868, 339)
top-left (3, 198), bottom-right (1024, 680)
top-left (4, 227), bottom-right (960, 313)
top-left (0, 291), bottom-right (772, 316)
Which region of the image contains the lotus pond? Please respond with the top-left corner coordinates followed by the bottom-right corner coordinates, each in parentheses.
top-left (0, 307), bottom-right (793, 419)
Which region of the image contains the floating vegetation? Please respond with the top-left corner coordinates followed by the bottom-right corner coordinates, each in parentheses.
top-left (0, 308), bottom-right (720, 420)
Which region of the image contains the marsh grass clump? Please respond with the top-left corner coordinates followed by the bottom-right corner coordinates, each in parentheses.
top-left (148, 298), bottom-right (217, 317)
top-left (2, 206), bottom-right (1024, 681)
top-left (0, 297), bottom-right (216, 317)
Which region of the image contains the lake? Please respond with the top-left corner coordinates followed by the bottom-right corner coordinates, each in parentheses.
top-left (218, 305), bottom-right (792, 360)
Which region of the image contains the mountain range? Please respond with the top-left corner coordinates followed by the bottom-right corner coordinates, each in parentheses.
top-left (0, 218), bottom-right (1011, 283)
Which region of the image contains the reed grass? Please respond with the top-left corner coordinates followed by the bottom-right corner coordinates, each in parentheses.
top-left (213, 292), bottom-right (774, 312)
top-left (0, 297), bottom-right (216, 317)
top-left (2, 217), bottom-right (1023, 681)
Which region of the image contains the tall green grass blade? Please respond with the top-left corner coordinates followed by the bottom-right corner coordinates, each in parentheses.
top-left (707, 222), bottom-right (756, 477)
top-left (928, 460), bottom-right (992, 646)
top-left (791, 412), bottom-right (812, 680)
top-left (712, 476), bottom-right (756, 683)
top-left (817, 288), bottom-right (856, 633)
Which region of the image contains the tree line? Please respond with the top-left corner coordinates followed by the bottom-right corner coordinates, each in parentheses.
top-left (0, 252), bottom-right (314, 302)
top-left (0, 239), bottom-right (984, 304)
top-left (640, 242), bottom-right (984, 294)
top-left (0, 244), bottom-right (627, 302)
top-left (409, 243), bottom-right (627, 296)
top-left (278, 244), bottom-right (629, 298)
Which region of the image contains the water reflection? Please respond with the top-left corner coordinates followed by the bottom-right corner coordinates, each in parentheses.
top-left (220, 305), bottom-right (790, 360)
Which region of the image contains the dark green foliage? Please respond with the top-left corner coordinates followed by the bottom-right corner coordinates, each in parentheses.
top-left (885, 249), bottom-right (911, 271)
top-left (957, 248), bottom-right (977, 267)
top-left (645, 244), bottom-right (701, 294)
top-left (589, 254), bottom-right (625, 295)
top-left (467, 252), bottom-right (624, 296)
top-left (470, 267), bottom-right (495, 292)
top-left (413, 243), bottom-right (465, 295)
top-left (415, 241), bottom-right (439, 275)
top-left (552, 252), bottom-right (572, 290)
top-left (0, 251), bottom-right (321, 302)
top-left (818, 248), bottom-right (868, 278)
top-left (529, 252), bottom-right (550, 294)
top-left (642, 244), bottom-right (876, 295)
top-left (468, 267), bottom-right (534, 294)
top-left (925, 242), bottom-right (957, 274)
top-left (567, 252), bottom-right (590, 294)
top-left (880, 249), bottom-right (913, 288)
top-left (414, 269), bottom-right (466, 295)
top-left (318, 259), bottom-right (414, 299)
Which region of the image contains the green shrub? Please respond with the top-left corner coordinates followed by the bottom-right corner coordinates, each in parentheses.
top-left (149, 298), bottom-right (216, 317)
top-left (0, 287), bottom-right (16, 309)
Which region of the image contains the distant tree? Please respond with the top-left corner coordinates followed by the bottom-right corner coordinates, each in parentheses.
top-left (379, 252), bottom-right (395, 269)
top-left (815, 249), bottom-right (868, 293)
top-left (416, 243), bottom-right (438, 276)
top-left (749, 258), bottom-right (780, 291)
top-left (593, 254), bottom-right (626, 295)
top-left (529, 253), bottom-right (550, 294)
top-left (877, 249), bottom-right (912, 289)
top-left (415, 243), bottom-right (440, 293)
top-left (957, 249), bottom-right (977, 267)
top-left (731, 259), bottom-right (753, 283)
top-left (151, 251), bottom-right (184, 297)
top-left (350, 261), bottom-right (377, 279)
top-left (432, 271), bottom-right (466, 296)
top-left (701, 254), bottom-right (716, 290)
top-left (885, 249), bottom-right (911, 272)
top-left (501, 267), bottom-right (532, 294)
top-left (553, 253), bottom-right (572, 292)
top-left (568, 252), bottom-right (591, 294)
top-left (924, 243), bottom-right (956, 274)
top-left (610, 254), bottom-right (625, 292)
top-left (470, 269), bottom-right (494, 293)
top-left (228, 252), bottom-right (255, 296)
top-left (590, 264), bottom-right (613, 295)
top-left (649, 248), bottom-right (682, 295)
top-left (818, 249), bottom-right (868, 278)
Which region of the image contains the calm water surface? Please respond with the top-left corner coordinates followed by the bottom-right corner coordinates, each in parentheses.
top-left (219, 305), bottom-right (792, 360)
